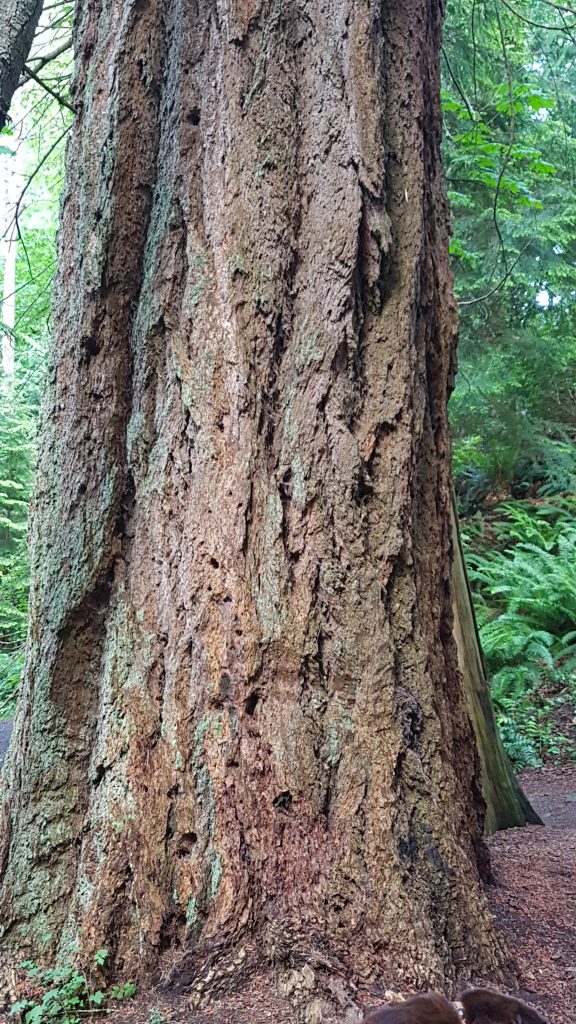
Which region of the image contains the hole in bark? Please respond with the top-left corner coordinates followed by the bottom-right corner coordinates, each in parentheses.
top-left (177, 832), bottom-right (197, 856)
top-left (396, 686), bottom-right (423, 751)
top-left (167, 784), bottom-right (181, 798)
top-left (273, 790), bottom-right (293, 812)
top-left (398, 832), bottom-right (417, 867)
top-left (166, 816), bottom-right (174, 841)
top-left (81, 335), bottom-right (100, 359)
top-left (209, 557), bottom-right (220, 568)
top-left (425, 843), bottom-right (446, 873)
top-left (245, 692), bottom-right (259, 716)
top-left (331, 340), bottom-right (347, 374)
top-left (92, 764), bottom-right (106, 787)
top-left (355, 468), bottom-right (374, 505)
top-left (187, 106), bottom-right (201, 125)
top-left (220, 672), bottom-right (233, 701)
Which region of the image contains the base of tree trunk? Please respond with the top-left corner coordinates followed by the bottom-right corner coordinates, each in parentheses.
top-left (0, 0), bottom-right (515, 998)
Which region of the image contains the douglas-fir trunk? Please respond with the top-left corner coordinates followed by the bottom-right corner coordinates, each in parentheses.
top-left (1, 0), bottom-right (508, 1004)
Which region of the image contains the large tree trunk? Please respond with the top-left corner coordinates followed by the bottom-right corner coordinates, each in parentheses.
top-left (0, 0), bottom-right (508, 1005)
top-left (0, 0), bottom-right (43, 131)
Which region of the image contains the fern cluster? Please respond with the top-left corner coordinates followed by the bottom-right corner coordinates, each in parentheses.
top-left (463, 500), bottom-right (576, 767)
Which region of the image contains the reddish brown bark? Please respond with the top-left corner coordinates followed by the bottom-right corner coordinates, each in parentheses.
top-left (0, 0), bottom-right (508, 1009)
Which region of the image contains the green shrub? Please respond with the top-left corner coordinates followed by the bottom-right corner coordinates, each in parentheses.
top-left (9, 951), bottom-right (136, 1024)
top-left (462, 500), bottom-right (576, 767)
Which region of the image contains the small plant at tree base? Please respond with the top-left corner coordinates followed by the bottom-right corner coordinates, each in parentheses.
top-left (9, 950), bottom-right (136, 1023)
top-left (148, 1010), bottom-right (168, 1024)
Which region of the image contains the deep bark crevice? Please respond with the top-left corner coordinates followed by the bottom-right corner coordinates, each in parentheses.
top-left (0, 0), bottom-right (521, 1006)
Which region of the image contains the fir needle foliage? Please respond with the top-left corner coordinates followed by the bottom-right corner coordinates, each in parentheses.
top-left (0, 18), bottom-right (71, 714)
top-left (444, 0), bottom-right (576, 503)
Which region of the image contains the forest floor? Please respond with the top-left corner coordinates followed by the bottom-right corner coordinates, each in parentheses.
top-left (486, 764), bottom-right (576, 1024)
top-left (112, 765), bottom-right (576, 1024)
top-left (1, 765), bottom-right (574, 1023)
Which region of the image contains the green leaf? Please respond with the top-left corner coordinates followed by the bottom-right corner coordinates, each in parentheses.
top-left (526, 92), bottom-right (554, 111)
top-left (24, 1007), bottom-right (45, 1024)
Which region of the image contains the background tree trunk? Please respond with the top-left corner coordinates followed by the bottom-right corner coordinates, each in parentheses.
top-left (0, 0), bottom-right (509, 1001)
top-left (450, 494), bottom-right (542, 833)
top-left (0, 0), bottom-right (43, 131)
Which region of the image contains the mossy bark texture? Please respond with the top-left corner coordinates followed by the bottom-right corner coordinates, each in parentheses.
top-left (1, 0), bottom-right (508, 1000)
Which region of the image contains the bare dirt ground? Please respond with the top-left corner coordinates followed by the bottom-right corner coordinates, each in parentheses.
top-left (485, 765), bottom-right (576, 1024)
top-left (2, 766), bottom-right (574, 1023)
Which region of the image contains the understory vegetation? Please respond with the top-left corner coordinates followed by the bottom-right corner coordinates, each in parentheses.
top-left (441, 1), bottom-right (576, 766)
top-left (9, 950), bottom-right (136, 1024)
top-left (1, 0), bottom-right (575, 769)
top-left (463, 500), bottom-right (576, 767)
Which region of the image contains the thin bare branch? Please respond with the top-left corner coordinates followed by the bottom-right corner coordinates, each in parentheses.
top-left (457, 239), bottom-right (534, 306)
top-left (498, 0), bottom-right (576, 31)
top-left (21, 63), bottom-right (74, 112)
top-left (27, 37), bottom-right (72, 72)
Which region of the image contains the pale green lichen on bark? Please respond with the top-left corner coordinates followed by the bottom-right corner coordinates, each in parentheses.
top-left (254, 487), bottom-right (285, 640)
top-left (99, 596), bottom-right (156, 700)
top-left (36, 464), bottom-right (120, 634)
top-left (185, 896), bottom-right (198, 929)
top-left (295, 317), bottom-right (323, 369)
top-left (322, 721), bottom-right (342, 768)
top-left (189, 252), bottom-right (212, 308)
top-left (193, 714), bottom-right (221, 843)
top-left (242, 0), bottom-right (284, 110)
top-left (281, 384), bottom-right (298, 450)
top-left (188, 715), bottom-right (225, 915)
top-left (226, 254), bottom-right (245, 277)
top-left (210, 853), bottom-right (222, 899)
top-left (290, 454), bottom-right (307, 507)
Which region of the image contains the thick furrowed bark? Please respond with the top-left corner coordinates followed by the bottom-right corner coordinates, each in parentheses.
top-left (1, 0), bottom-right (508, 999)
top-left (0, 0), bottom-right (42, 131)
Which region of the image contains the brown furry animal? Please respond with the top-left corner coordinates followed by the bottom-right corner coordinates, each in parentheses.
top-left (363, 993), bottom-right (460, 1024)
top-left (460, 989), bottom-right (549, 1024)
top-left (363, 989), bottom-right (549, 1024)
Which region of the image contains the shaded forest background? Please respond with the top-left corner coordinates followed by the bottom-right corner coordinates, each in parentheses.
top-left (1, 0), bottom-right (575, 770)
